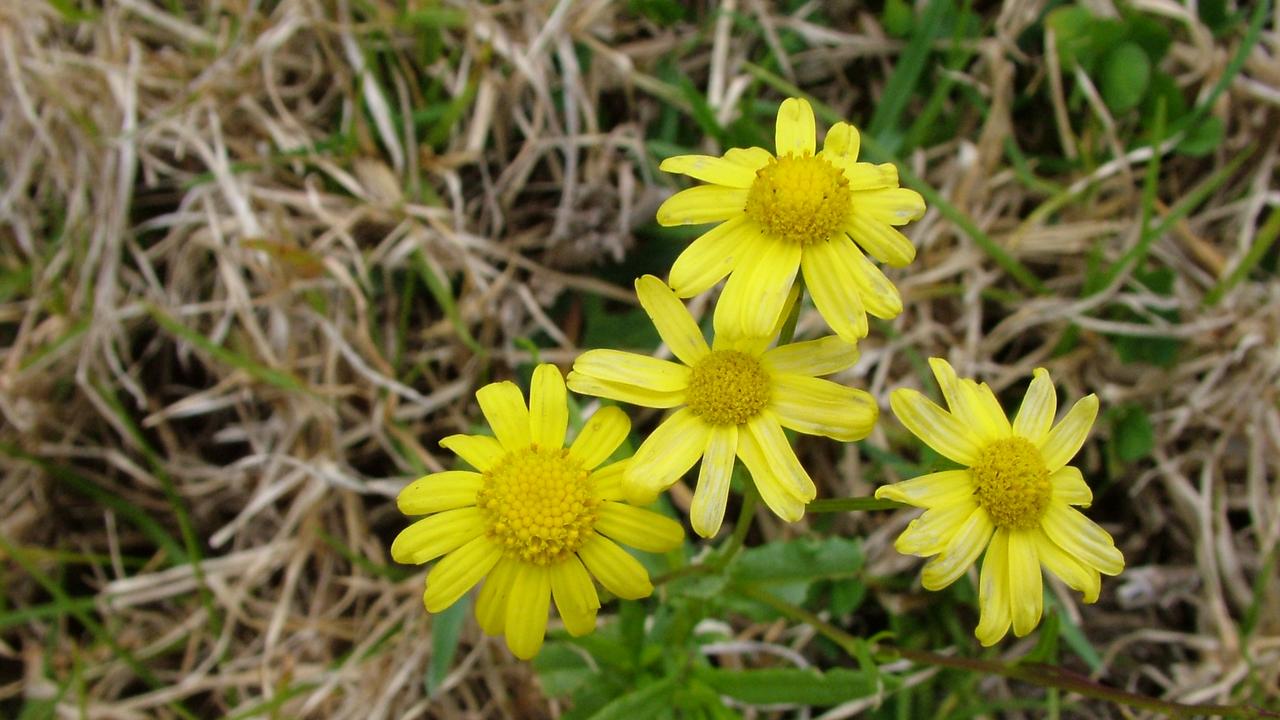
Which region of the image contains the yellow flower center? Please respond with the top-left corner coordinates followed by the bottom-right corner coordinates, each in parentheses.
top-left (743, 154), bottom-right (852, 245)
top-left (685, 350), bottom-right (771, 426)
top-left (477, 445), bottom-right (598, 565)
top-left (972, 437), bottom-right (1053, 530)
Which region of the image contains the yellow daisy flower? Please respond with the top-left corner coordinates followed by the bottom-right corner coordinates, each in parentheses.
top-left (391, 364), bottom-right (684, 660)
top-left (876, 358), bottom-right (1125, 646)
top-left (566, 275), bottom-right (878, 538)
top-left (656, 97), bottom-right (925, 343)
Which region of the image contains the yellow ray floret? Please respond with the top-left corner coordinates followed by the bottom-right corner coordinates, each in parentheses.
top-left (391, 364), bottom-right (684, 659)
top-left (566, 275), bottom-right (878, 538)
top-left (656, 97), bottom-right (925, 343)
top-left (875, 358), bottom-right (1124, 646)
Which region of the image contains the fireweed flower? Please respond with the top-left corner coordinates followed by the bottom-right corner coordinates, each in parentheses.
top-left (391, 365), bottom-right (683, 659)
top-left (656, 97), bottom-right (925, 343)
top-left (876, 359), bottom-right (1124, 646)
top-left (566, 275), bottom-right (877, 537)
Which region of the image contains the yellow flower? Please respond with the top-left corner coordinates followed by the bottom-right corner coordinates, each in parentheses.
top-left (876, 359), bottom-right (1124, 646)
top-left (566, 275), bottom-right (878, 537)
top-left (657, 97), bottom-right (925, 343)
top-left (391, 364), bottom-right (684, 659)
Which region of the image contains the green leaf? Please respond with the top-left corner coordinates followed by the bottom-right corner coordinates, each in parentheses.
top-left (1046, 7), bottom-right (1123, 72)
top-left (534, 643), bottom-right (597, 696)
top-left (1121, 12), bottom-right (1172, 62)
top-left (585, 677), bottom-right (677, 720)
top-left (1109, 404), bottom-right (1154, 463)
top-left (695, 667), bottom-right (886, 706)
top-left (628, 0), bottom-right (685, 24)
top-left (882, 0), bottom-right (914, 38)
top-left (1176, 116), bottom-right (1225, 157)
top-left (730, 536), bottom-right (863, 585)
top-left (426, 596), bottom-right (470, 695)
top-left (1101, 43), bottom-right (1151, 114)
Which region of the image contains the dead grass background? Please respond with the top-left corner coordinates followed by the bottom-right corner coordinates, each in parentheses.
top-left (1, 0), bottom-right (1278, 718)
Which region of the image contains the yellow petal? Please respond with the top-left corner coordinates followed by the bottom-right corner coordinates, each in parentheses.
top-left (659, 154), bottom-right (758, 188)
top-left (1034, 528), bottom-right (1101, 604)
top-left (965, 380), bottom-right (1013, 440)
top-left (571, 350), bottom-right (691, 393)
top-left (504, 563), bottom-right (551, 659)
top-left (669, 215), bottom-right (754, 298)
top-left (833, 159), bottom-right (899, 190)
top-left (761, 336), bottom-right (860, 376)
top-left (397, 470), bottom-right (482, 516)
top-left (714, 233), bottom-right (802, 339)
top-left (625, 409), bottom-right (710, 500)
top-left (476, 381), bottom-right (531, 450)
top-left (850, 187), bottom-right (926, 226)
top-left (874, 469), bottom-right (974, 509)
top-left (569, 406), bottom-right (631, 470)
top-left (475, 557), bottom-right (519, 636)
top-left (1040, 502), bottom-right (1124, 576)
top-left (775, 97), bottom-right (816, 157)
top-left (890, 388), bottom-right (982, 466)
top-left (1006, 529), bottom-right (1044, 637)
top-left (770, 374), bottom-right (877, 442)
top-left (926, 358), bottom-right (1008, 446)
top-left (736, 425), bottom-right (805, 522)
top-left (846, 213), bottom-right (916, 267)
top-left (635, 274), bottom-right (710, 366)
top-left (690, 424), bottom-right (737, 538)
top-left (391, 507), bottom-right (486, 564)
top-left (822, 121), bottom-right (860, 161)
top-left (836, 235), bottom-right (904, 319)
top-left (1050, 465), bottom-right (1092, 507)
top-left (801, 238), bottom-right (868, 342)
top-left (440, 433), bottom-right (505, 472)
top-left (566, 372), bottom-right (686, 409)
top-left (975, 529), bottom-right (1012, 646)
top-left (1012, 368), bottom-right (1056, 445)
top-left (423, 536), bottom-right (502, 612)
top-left (921, 508), bottom-right (994, 590)
top-left (894, 499), bottom-right (978, 556)
top-left (744, 412), bottom-right (815, 501)
top-left (1040, 394), bottom-right (1099, 471)
top-left (577, 533), bottom-right (653, 599)
top-left (529, 364), bottom-right (568, 449)
top-left (656, 185), bottom-right (748, 226)
top-left (591, 460), bottom-right (629, 501)
top-left (723, 146), bottom-right (774, 169)
top-left (595, 501), bottom-right (684, 553)
top-left (550, 555), bottom-right (600, 637)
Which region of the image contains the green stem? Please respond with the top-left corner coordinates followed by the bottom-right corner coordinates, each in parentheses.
top-left (736, 585), bottom-right (1279, 719)
top-left (712, 482), bottom-right (758, 571)
top-left (807, 496), bottom-right (906, 513)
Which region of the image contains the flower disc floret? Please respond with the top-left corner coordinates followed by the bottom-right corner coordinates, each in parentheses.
top-left (477, 445), bottom-right (598, 565)
top-left (685, 350), bottom-right (771, 426)
top-left (744, 155), bottom-right (852, 245)
top-left (972, 437), bottom-right (1052, 530)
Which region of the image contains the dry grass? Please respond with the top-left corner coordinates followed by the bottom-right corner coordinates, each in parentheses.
top-left (1, 1), bottom-right (1278, 718)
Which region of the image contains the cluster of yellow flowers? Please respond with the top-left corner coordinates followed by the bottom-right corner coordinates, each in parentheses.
top-left (391, 98), bottom-right (1124, 658)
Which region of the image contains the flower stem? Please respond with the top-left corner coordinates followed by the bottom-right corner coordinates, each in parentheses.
top-left (807, 496), bottom-right (906, 513)
top-left (735, 585), bottom-right (1279, 719)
